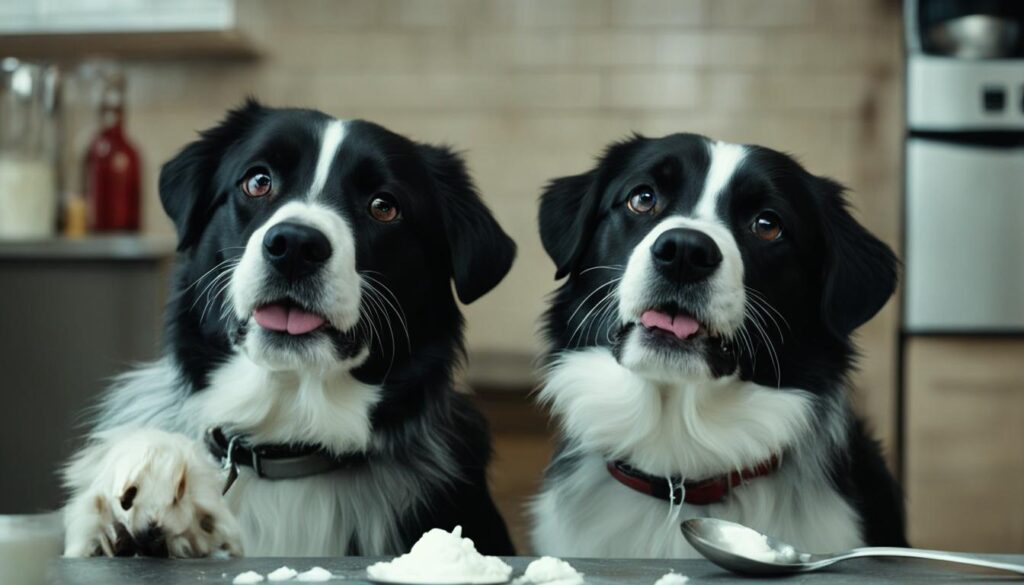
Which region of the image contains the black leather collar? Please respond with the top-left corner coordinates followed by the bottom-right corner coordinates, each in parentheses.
top-left (206, 427), bottom-right (368, 490)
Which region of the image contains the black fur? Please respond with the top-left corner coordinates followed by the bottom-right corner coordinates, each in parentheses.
top-left (158, 100), bottom-right (515, 554)
top-left (537, 133), bottom-right (907, 547)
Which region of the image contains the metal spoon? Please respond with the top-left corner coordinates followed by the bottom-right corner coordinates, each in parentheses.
top-left (681, 518), bottom-right (1024, 577)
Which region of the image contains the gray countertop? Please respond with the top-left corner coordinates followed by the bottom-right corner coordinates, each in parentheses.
top-left (0, 235), bottom-right (177, 261)
top-left (50, 555), bottom-right (1024, 585)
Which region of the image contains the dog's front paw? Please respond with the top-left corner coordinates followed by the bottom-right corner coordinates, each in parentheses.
top-left (63, 428), bottom-right (242, 558)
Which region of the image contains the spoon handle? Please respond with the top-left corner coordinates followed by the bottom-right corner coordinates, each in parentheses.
top-left (828, 547), bottom-right (1024, 575)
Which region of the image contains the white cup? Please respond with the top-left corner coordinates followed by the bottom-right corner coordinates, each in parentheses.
top-left (0, 512), bottom-right (64, 585)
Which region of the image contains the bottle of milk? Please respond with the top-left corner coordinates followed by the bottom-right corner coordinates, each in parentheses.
top-left (0, 59), bottom-right (60, 240)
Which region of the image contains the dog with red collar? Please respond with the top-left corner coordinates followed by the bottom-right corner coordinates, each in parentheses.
top-left (530, 133), bottom-right (907, 558)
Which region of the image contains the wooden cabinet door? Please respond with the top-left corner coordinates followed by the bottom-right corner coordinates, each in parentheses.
top-left (905, 338), bottom-right (1024, 552)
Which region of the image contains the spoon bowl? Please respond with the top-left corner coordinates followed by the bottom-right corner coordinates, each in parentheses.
top-left (680, 518), bottom-right (809, 576)
top-left (681, 518), bottom-right (1024, 577)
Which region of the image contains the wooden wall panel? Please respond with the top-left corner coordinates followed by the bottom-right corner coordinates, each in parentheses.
top-left (905, 338), bottom-right (1024, 552)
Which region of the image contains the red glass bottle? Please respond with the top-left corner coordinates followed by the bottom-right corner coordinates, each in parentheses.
top-left (85, 71), bottom-right (140, 232)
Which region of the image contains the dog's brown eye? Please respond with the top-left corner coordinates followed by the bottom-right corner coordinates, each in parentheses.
top-left (627, 186), bottom-right (657, 214)
top-left (752, 211), bottom-right (783, 241)
top-left (369, 194), bottom-right (399, 223)
top-left (241, 168), bottom-right (272, 198)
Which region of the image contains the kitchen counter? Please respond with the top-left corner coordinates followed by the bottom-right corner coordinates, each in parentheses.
top-left (52, 555), bottom-right (1024, 584)
top-left (0, 235), bottom-right (177, 261)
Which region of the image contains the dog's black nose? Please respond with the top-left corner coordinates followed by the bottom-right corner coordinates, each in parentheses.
top-left (650, 228), bottom-right (722, 283)
top-left (134, 523), bottom-right (169, 557)
top-left (263, 222), bottom-right (332, 281)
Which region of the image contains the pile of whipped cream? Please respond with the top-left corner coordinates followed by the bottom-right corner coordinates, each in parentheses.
top-left (366, 525), bottom-right (688, 585)
top-left (367, 526), bottom-right (512, 584)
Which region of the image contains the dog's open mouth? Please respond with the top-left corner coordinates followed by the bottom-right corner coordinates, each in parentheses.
top-left (638, 307), bottom-right (719, 345)
top-left (253, 300), bottom-right (329, 336)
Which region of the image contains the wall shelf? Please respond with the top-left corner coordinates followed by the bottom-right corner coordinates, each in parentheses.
top-left (0, 235), bottom-right (177, 261)
top-left (0, 30), bottom-right (259, 62)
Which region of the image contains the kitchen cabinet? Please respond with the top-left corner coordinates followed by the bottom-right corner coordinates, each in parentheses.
top-left (0, 0), bottom-right (234, 34)
top-left (904, 337), bottom-right (1024, 552)
top-left (0, 0), bottom-right (256, 60)
top-left (0, 236), bottom-right (174, 514)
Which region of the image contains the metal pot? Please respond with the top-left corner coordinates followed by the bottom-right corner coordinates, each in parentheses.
top-left (928, 14), bottom-right (1021, 59)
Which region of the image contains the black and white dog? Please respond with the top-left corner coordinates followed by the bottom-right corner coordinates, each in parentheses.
top-left (62, 100), bottom-right (516, 558)
top-left (531, 133), bottom-right (907, 557)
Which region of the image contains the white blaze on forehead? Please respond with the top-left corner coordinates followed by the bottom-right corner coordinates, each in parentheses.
top-left (694, 141), bottom-right (747, 221)
top-left (615, 139), bottom-right (750, 351)
top-left (309, 119), bottom-right (346, 200)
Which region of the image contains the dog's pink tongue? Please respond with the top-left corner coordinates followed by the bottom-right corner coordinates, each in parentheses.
top-left (253, 304), bottom-right (325, 335)
top-left (286, 308), bottom-right (325, 335)
top-left (254, 304), bottom-right (288, 332)
top-left (641, 310), bottom-right (700, 340)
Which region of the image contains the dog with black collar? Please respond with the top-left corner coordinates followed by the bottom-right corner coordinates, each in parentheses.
top-left (61, 101), bottom-right (517, 558)
top-left (530, 133), bottom-right (907, 558)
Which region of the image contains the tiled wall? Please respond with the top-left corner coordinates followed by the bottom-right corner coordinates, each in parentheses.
top-left (124, 0), bottom-right (904, 455)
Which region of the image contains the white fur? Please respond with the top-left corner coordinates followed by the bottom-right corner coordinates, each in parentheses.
top-left (184, 353), bottom-right (414, 556)
top-left (540, 348), bottom-right (812, 478)
top-left (63, 353), bottom-right (416, 557)
top-left (89, 358), bottom-right (192, 432)
top-left (695, 141), bottom-right (746, 221)
top-left (63, 428), bottom-right (242, 558)
top-left (531, 348), bottom-right (862, 558)
top-left (230, 201), bottom-right (363, 372)
top-left (531, 452), bottom-right (861, 559)
top-left (309, 119), bottom-right (346, 200)
top-left (225, 459), bottom-right (427, 556)
top-left (187, 353), bottom-right (380, 457)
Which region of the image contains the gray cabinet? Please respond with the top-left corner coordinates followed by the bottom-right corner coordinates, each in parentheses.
top-left (0, 236), bottom-right (173, 513)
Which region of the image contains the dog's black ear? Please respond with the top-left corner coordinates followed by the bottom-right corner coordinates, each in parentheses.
top-left (160, 98), bottom-right (265, 250)
top-left (539, 136), bottom-right (641, 279)
top-left (814, 177), bottom-right (898, 339)
top-left (420, 144), bottom-right (516, 304)
top-left (538, 171), bottom-right (600, 279)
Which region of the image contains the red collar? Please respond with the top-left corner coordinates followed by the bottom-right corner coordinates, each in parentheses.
top-left (607, 455), bottom-right (780, 506)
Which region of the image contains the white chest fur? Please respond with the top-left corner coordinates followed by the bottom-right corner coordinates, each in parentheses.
top-left (531, 452), bottom-right (863, 558)
top-left (225, 464), bottom-right (414, 556)
top-left (539, 348), bottom-right (814, 478)
top-left (532, 348), bottom-right (864, 558)
top-left (186, 354), bottom-right (381, 453)
top-left (185, 354), bottom-right (395, 556)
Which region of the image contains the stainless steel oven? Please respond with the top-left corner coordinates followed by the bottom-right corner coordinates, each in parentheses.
top-left (905, 134), bottom-right (1024, 332)
top-left (904, 0), bottom-right (1024, 333)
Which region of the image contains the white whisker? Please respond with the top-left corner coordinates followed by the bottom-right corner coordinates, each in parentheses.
top-left (566, 277), bottom-right (623, 333)
top-left (578, 264), bottom-right (625, 276)
top-left (360, 272), bottom-right (412, 353)
top-left (569, 280), bottom-right (622, 347)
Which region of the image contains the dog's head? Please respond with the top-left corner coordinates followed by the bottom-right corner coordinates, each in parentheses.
top-left (162, 100), bottom-right (515, 383)
top-left (539, 133), bottom-right (896, 386)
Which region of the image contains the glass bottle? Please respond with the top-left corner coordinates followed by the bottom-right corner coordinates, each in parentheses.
top-left (0, 59), bottom-right (60, 240)
top-left (84, 69), bottom-right (140, 232)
